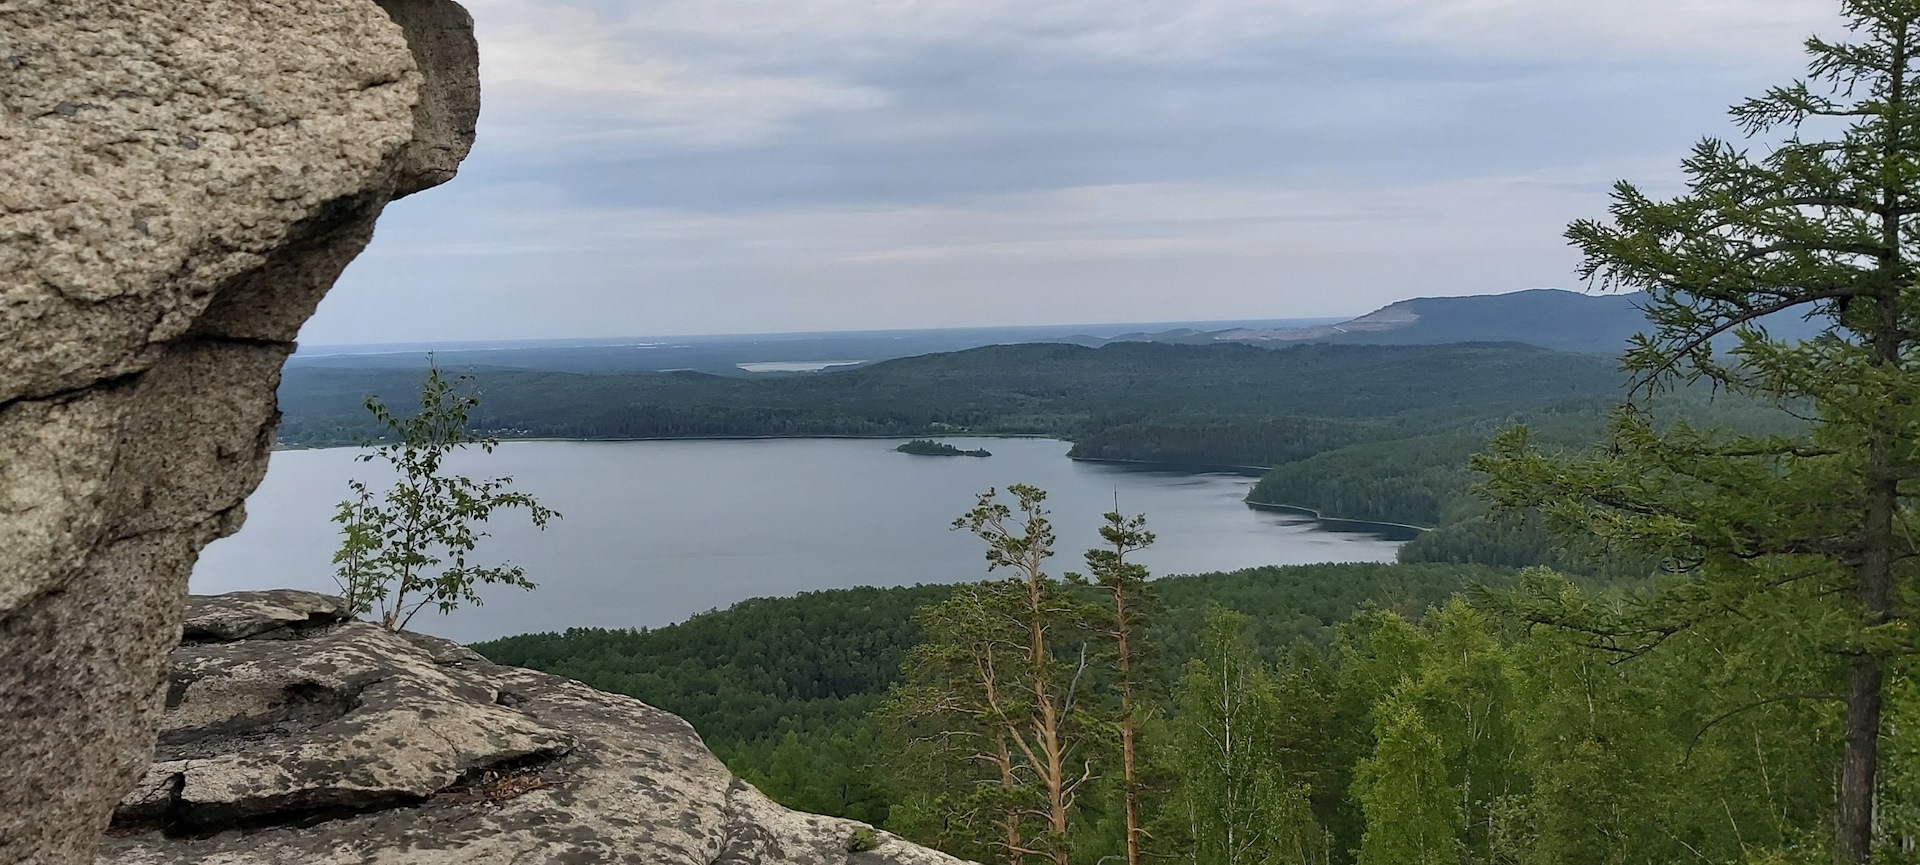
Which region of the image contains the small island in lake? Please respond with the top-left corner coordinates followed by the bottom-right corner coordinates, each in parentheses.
top-left (896, 439), bottom-right (992, 457)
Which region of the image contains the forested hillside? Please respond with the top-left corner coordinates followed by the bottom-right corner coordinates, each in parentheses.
top-left (278, 341), bottom-right (1624, 451)
top-left (474, 562), bottom-right (1512, 828)
top-left (477, 533), bottom-right (1877, 865)
top-left (475, 531), bottom-right (1918, 865)
top-left (434, 323), bottom-right (1841, 862)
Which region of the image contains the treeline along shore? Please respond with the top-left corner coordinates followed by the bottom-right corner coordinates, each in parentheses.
top-left (278, 339), bottom-right (1790, 572)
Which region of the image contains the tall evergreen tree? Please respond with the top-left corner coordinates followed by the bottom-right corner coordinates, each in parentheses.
top-left (883, 486), bottom-right (1096, 865)
top-left (1478, 2), bottom-right (1920, 858)
top-left (1071, 507), bottom-right (1157, 865)
top-left (880, 580), bottom-right (1042, 862)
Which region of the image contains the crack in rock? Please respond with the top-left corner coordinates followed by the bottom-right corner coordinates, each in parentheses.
top-left (99, 591), bottom-right (975, 864)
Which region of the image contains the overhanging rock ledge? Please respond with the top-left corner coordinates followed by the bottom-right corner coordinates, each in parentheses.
top-left (0, 1), bottom-right (477, 861)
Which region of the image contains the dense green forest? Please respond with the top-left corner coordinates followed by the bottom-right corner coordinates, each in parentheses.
top-left (279, 341), bottom-right (1624, 454)
top-left (474, 562), bottom-right (1512, 828)
top-left (442, 324), bottom-right (1865, 863)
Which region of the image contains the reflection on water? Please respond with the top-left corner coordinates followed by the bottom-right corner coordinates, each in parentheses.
top-left (193, 438), bottom-right (1403, 642)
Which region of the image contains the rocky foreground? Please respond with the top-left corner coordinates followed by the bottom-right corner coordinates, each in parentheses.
top-left (96, 591), bottom-right (966, 865)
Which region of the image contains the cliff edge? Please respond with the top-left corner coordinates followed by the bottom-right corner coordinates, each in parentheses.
top-left (95, 592), bottom-right (966, 865)
top-left (0, 1), bottom-right (479, 860)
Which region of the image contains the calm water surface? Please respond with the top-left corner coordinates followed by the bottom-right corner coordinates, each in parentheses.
top-left (192, 438), bottom-right (1402, 642)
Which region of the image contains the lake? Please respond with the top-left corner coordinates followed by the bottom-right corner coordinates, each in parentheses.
top-left (191, 438), bottom-right (1404, 642)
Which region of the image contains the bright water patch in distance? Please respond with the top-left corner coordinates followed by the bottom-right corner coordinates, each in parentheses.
top-left (735, 360), bottom-right (867, 373)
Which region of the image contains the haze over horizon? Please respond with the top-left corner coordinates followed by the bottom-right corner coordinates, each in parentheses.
top-left (303, 0), bottom-right (1841, 346)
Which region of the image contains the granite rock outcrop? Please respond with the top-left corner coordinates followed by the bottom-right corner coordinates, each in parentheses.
top-left (0, 2), bottom-right (479, 860)
top-left (96, 592), bottom-right (968, 865)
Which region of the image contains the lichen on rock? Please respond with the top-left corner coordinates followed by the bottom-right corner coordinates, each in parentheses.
top-left (0, 2), bottom-right (479, 861)
top-left (96, 592), bottom-right (971, 865)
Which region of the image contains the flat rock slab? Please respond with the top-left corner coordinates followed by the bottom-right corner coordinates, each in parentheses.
top-left (178, 591), bottom-right (351, 643)
top-left (97, 591), bottom-right (970, 865)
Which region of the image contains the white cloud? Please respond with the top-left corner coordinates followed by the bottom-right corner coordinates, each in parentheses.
top-left (1364, 0), bottom-right (1835, 57)
top-left (373, 153), bottom-right (1675, 264)
top-left (482, 0), bottom-right (1836, 65)
top-left (468, 0), bottom-right (888, 150)
top-left (463, 0), bottom-right (1839, 151)
top-left (307, 0), bottom-right (1857, 343)
top-left (315, 163), bottom-right (1670, 342)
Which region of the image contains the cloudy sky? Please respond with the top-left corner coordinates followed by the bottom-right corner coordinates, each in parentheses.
top-left (302, 0), bottom-right (1841, 346)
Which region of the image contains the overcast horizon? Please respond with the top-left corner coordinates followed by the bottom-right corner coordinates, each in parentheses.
top-left (301, 0), bottom-right (1842, 346)
top-left (295, 314), bottom-right (1344, 352)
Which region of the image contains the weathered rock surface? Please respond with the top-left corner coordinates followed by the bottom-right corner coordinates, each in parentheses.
top-left (96, 592), bottom-right (969, 865)
top-left (0, 2), bottom-right (479, 862)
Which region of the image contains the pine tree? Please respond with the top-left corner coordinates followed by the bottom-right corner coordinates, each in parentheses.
top-left (881, 580), bottom-right (1040, 863)
top-left (1071, 507), bottom-right (1157, 865)
top-left (1477, 4), bottom-right (1920, 857)
top-left (882, 486), bottom-right (1096, 865)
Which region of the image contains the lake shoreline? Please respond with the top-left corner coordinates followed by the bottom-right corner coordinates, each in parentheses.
top-left (1243, 501), bottom-right (1429, 539)
top-left (1064, 455), bottom-right (1270, 475)
top-left (207, 438), bottom-right (1405, 642)
top-left (274, 432), bottom-right (1060, 451)
top-left (275, 437), bottom-right (1427, 538)
top-left (1065, 456), bottom-right (1428, 538)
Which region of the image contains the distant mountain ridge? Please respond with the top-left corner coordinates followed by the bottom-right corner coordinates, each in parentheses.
top-left (1225, 290), bottom-right (1652, 354)
top-left (1106, 289), bottom-right (1825, 355)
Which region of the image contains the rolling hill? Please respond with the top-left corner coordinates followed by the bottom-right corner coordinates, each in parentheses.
top-left (1138, 288), bottom-right (1827, 354)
